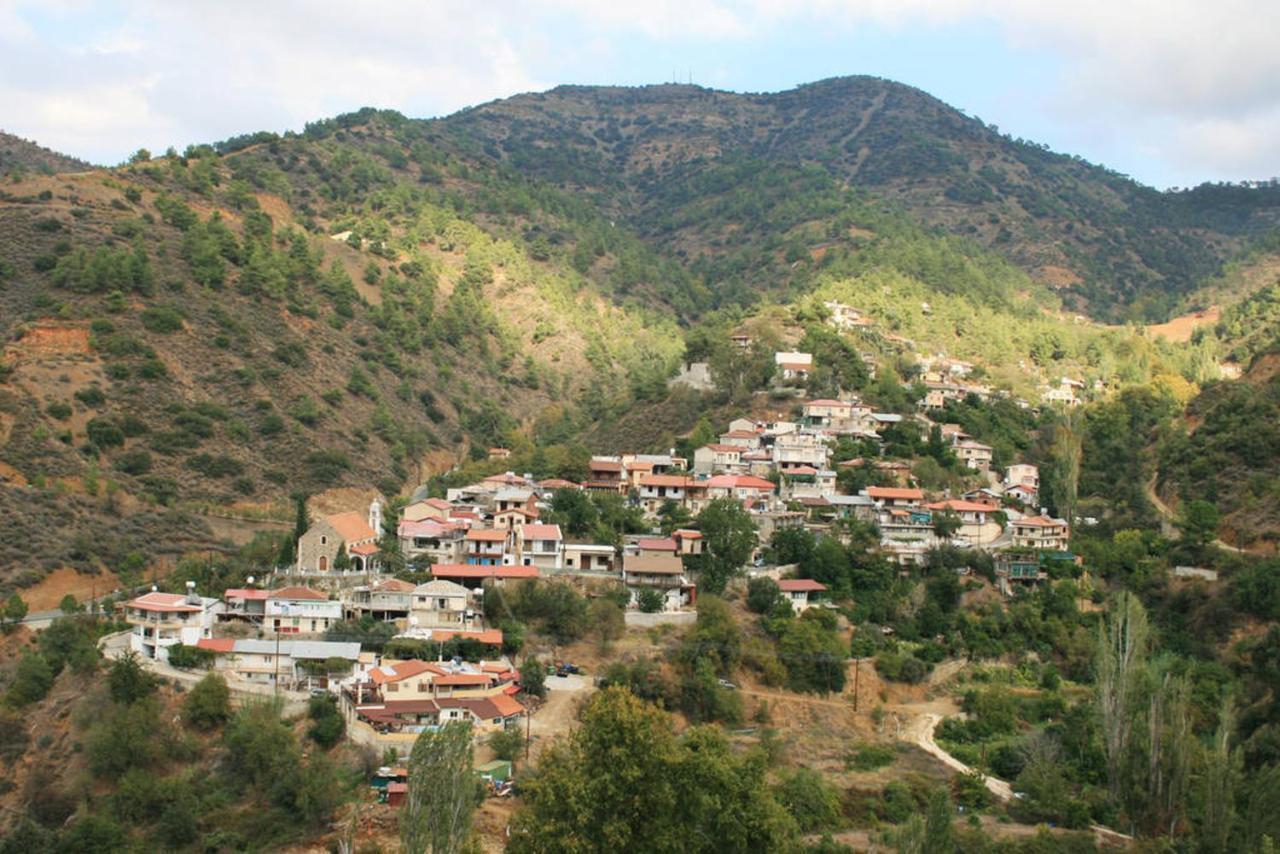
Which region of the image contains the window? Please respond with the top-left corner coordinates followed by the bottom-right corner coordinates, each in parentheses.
top-left (387, 683), bottom-right (399, 692)
top-left (321, 535), bottom-right (327, 545)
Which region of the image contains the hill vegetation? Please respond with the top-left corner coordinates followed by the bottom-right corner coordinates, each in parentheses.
top-left (0, 131), bottom-right (91, 177)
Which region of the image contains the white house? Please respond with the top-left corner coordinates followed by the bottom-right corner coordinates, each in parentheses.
top-left (777, 578), bottom-right (827, 612)
top-left (265, 586), bottom-right (341, 635)
top-left (519, 523), bottom-right (563, 569)
top-left (1010, 516), bottom-right (1071, 551)
top-left (125, 584), bottom-right (223, 662)
top-left (409, 579), bottom-right (474, 630)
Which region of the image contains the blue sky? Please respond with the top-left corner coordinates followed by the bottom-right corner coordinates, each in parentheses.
top-left (2, 1), bottom-right (1278, 189)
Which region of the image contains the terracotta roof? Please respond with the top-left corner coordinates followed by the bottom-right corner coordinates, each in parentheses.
top-left (369, 660), bottom-right (445, 684)
top-left (495, 507), bottom-right (539, 519)
top-left (127, 592), bottom-right (202, 612)
top-left (701, 444), bottom-right (742, 453)
top-left (436, 694), bottom-right (525, 719)
top-left (196, 637), bottom-right (236, 653)
top-left (325, 511), bottom-right (378, 543)
top-left (786, 465), bottom-right (819, 475)
top-left (349, 542), bottom-right (380, 556)
top-left (637, 537), bottom-right (677, 552)
top-left (431, 564), bottom-right (540, 580)
top-left (805, 399), bottom-right (850, 407)
top-left (372, 578), bottom-right (416, 592)
top-left (706, 474), bottom-right (775, 491)
top-left (432, 671), bottom-right (494, 686)
top-left (780, 362), bottom-right (811, 371)
top-left (429, 629), bottom-right (504, 645)
top-left (426, 498), bottom-right (452, 510)
top-left (1014, 516), bottom-right (1067, 528)
top-left (623, 553), bottom-right (684, 575)
top-left (777, 579), bottom-right (828, 593)
top-left (521, 523), bottom-right (562, 540)
top-left (538, 478), bottom-right (579, 490)
top-left (625, 460), bottom-right (654, 470)
top-left (639, 474), bottom-right (693, 488)
top-left (673, 529), bottom-right (702, 539)
top-left (867, 486), bottom-right (924, 501)
top-left (797, 496), bottom-right (831, 507)
top-left (721, 430), bottom-right (759, 439)
top-left (398, 519), bottom-right (461, 538)
top-left (224, 588), bottom-right (271, 601)
top-left (268, 586), bottom-right (329, 601)
top-left (589, 460), bottom-right (623, 472)
top-left (925, 500), bottom-right (993, 513)
top-left (465, 529), bottom-right (508, 542)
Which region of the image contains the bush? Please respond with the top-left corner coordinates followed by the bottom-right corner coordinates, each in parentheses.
top-left (847, 743), bottom-right (896, 771)
top-left (5, 653), bottom-right (53, 706)
top-left (46, 401), bottom-right (72, 420)
top-left (307, 695), bottom-right (345, 748)
top-left (167, 643), bottom-right (216, 670)
top-left (874, 652), bottom-right (930, 684)
top-left (139, 305), bottom-right (184, 333)
top-left (113, 448), bottom-right (152, 475)
top-left (746, 577), bottom-right (783, 614)
top-left (637, 587), bottom-right (665, 613)
top-left (184, 673), bottom-right (230, 730)
top-left (519, 656), bottom-right (546, 699)
top-left (488, 728), bottom-right (525, 761)
top-left (775, 768), bottom-right (841, 832)
top-left (74, 386), bottom-right (107, 406)
top-left (86, 417), bottom-right (125, 448)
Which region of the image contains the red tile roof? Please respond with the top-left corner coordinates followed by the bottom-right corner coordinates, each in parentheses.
top-left (520, 523), bottom-right (562, 540)
top-left (430, 629), bottom-right (504, 645)
top-left (196, 637), bottom-right (235, 653)
top-left (806, 399), bottom-right (850, 407)
top-left (538, 478), bottom-right (579, 490)
top-left (702, 444), bottom-right (742, 453)
top-left (639, 474), bottom-right (693, 488)
top-left (127, 592), bottom-right (202, 613)
top-left (589, 460), bottom-right (623, 472)
top-left (706, 474), bottom-right (775, 491)
top-left (224, 588), bottom-right (271, 601)
top-left (867, 486), bottom-right (924, 501)
top-left (925, 500), bottom-right (993, 513)
top-left (431, 564), bottom-right (540, 580)
top-left (777, 579), bottom-right (828, 593)
top-left (369, 660), bottom-right (446, 684)
top-left (268, 586), bottom-right (329, 601)
top-left (1015, 516), bottom-right (1067, 528)
top-left (637, 537), bottom-right (677, 552)
top-left (465, 529), bottom-right (508, 542)
top-left (349, 542), bottom-right (380, 556)
top-left (786, 465), bottom-right (819, 475)
top-left (325, 511), bottom-right (378, 543)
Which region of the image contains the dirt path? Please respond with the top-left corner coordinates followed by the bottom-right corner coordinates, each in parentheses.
top-left (527, 674), bottom-right (595, 759)
top-left (1145, 473), bottom-right (1248, 553)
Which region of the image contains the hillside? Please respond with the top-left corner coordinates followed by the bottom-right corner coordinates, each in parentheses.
top-left (438, 77), bottom-right (1280, 321)
top-left (0, 131), bottom-right (91, 177)
top-left (0, 129), bottom-right (681, 587)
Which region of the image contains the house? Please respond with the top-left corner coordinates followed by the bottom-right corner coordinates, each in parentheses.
top-left (562, 543), bottom-right (618, 573)
top-left (297, 500), bottom-right (382, 574)
top-left (1010, 516), bottom-right (1070, 551)
top-left (464, 528), bottom-right (511, 566)
top-left (772, 434), bottom-right (830, 470)
top-left (221, 587), bottom-right (270, 623)
top-left (265, 586), bottom-right (341, 635)
top-left (777, 578), bottom-right (827, 613)
top-left (430, 563), bottom-right (539, 591)
top-left (621, 553), bottom-right (693, 610)
top-left (361, 658), bottom-right (517, 703)
top-left (634, 537), bottom-right (678, 558)
top-left (492, 506), bottom-right (539, 535)
top-left (125, 584), bottom-right (223, 662)
top-left (488, 447), bottom-right (511, 460)
top-left (803, 399), bottom-right (857, 428)
top-left (718, 430), bottom-right (762, 450)
top-left (924, 499), bottom-right (1002, 546)
top-left (955, 441), bottom-right (994, 472)
top-left (196, 638), bottom-right (361, 689)
top-left (1005, 483), bottom-right (1038, 506)
top-left (994, 553), bottom-right (1048, 595)
top-left (672, 529), bottom-right (704, 557)
top-left (824, 300), bottom-right (871, 330)
top-left (344, 578), bottom-right (416, 622)
top-left (693, 444), bottom-right (744, 474)
top-left (353, 693), bottom-right (525, 736)
top-left (705, 474), bottom-right (776, 507)
top-left (398, 518), bottom-right (465, 565)
top-left (409, 579), bottom-right (474, 630)
top-left (519, 523), bottom-right (563, 569)
top-left (493, 488), bottom-right (538, 515)
top-left (637, 474), bottom-right (694, 515)
top-left (1004, 464), bottom-right (1039, 491)
top-left (586, 458), bottom-right (625, 491)
top-left (727, 418), bottom-right (762, 434)
top-left (402, 497), bottom-right (453, 523)
top-left (774, 351), bottom-right (813, 383)
top-left (865, 486), bottom-right (924, 509)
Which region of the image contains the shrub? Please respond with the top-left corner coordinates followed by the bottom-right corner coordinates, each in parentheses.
top-left (75, 386), bottom-right (107, 406)
top-left (86, 417), bottom-right (125, 448)
top-left (488, 728), bottom-right (525, 761)
top-left (114, 448), bottom-right (152, 475)
top-left (746, 577), bottom-right (783, 614)
top-left (637, 587), bottom-right (665, 613)
top-left (167, 643), bottom-right (216, 670)
top-left (847, 743), bottom-right (897, 771)
top-left (46, 401), bottom-right (72, 420)
top-left (775, 768), bottom-right (841, 832)
top-left (307, 695), bottom-right (345, 748)
top-left (184, 673), bottom-right (230, 730)
top-left (139, 305), bottom-right (184, 333)
top-left (5, 653), bottom-right (53, 706)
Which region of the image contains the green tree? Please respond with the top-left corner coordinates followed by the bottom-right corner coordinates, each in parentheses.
top-left (2, 594), bottom-right (27, 631)
top-left (694, 498), bottom-right (758, 595)
top-left (588, 598), bottom-right (624, 649)
top-left (779, 618), bottom-right (847, 695)
top-left (746, 577), bottom-right (783, 614)
top-left (401, 722), bottom-right (475, 854)
top-left (1177, 499), bottom-right (1221, 548)
top-left (184, 673), bottom-right (231, 730)
top-left (508, 687), bottom-right (795, 852)
top-left (5, 653), bottom-right (53, 706)
top-left (307, 694), bottom-right (346, 748)
top-left (488, 728), bottom-right (525, 762)
top-left (637, 587), bottom-right (665, 613)
top-left (923, 787), bottom-right (954, 854)
top-left (107, 651), bottom-right (157, 704)
top-left (520, 656), bottom-right (546, 699)
top-left (774, 768), bottom-right (840, 832)
top-left (1096, 594), bottom-right (1149, 806)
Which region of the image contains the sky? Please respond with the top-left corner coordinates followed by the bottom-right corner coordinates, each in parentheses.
top-left (2, 1), bottom-right (1278, 189)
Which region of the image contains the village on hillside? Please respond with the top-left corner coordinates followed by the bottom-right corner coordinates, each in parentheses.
top-left (112, 312), bottom-right (1078, 782)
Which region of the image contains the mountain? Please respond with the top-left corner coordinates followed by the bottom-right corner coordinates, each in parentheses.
top-left (435, 77), bottom-right (1280, 321)
top-left (1, 75), bottom-right (1278, 587)
top-left (0, 131), bottom-right (92, 176)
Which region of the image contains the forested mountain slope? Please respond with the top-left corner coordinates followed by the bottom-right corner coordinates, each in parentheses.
top-left (438, 77), bottom-right (1280, 321)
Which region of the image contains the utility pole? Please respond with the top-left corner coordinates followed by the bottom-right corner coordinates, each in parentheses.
top-left (852, 656), bottom-right (860, 712)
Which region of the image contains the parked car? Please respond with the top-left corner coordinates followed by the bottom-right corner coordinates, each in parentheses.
top-left (717, 679), bottom-right (737, 690)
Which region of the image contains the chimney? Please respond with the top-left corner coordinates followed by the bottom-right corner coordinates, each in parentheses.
top-left (185, 580), bottom-right (199, 605)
